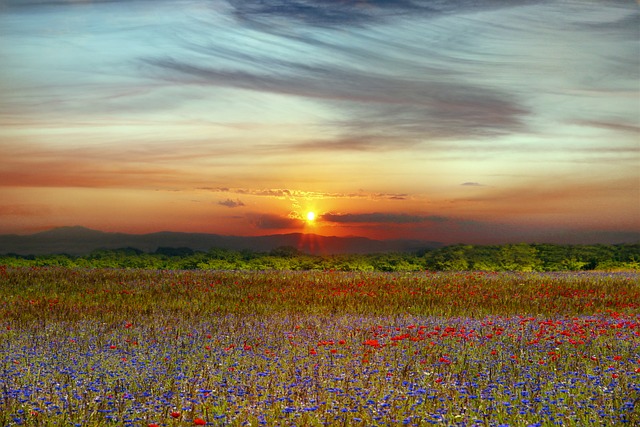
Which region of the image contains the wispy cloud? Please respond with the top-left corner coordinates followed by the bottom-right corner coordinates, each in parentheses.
top-left (574, 120), bottom-right (640, 135)
top-left (218, 198), bottom-right (245, 208)
top-left (246, 213), bottom-right (303, 230)
top-left (0, 154), bottom-right (181, 189)
top-left (577, 8), bottom-right (639, 38)
top-left (2, 0), bottom-right (129, 7)
top-left (145, 57), bottom-right (528, 145)
top-left (228, 0), bottom-right (544, 28)
top-left (203, 187), bottom-right (409, 201)
top-left (140, 0), bottom-right (544, 151)
top-left (0, 204), bottom-right (51, 217)
top-left (321, 212), bottom-right (450, 224)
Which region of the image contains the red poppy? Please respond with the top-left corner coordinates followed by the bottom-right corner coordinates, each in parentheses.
top-left (170, 411), bottom-right (180, 419)
top-left (194, 418), bottom-right (207, 425)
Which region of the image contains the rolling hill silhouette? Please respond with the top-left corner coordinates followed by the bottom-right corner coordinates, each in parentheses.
top-left (0, 226), bottom-right (442, 256)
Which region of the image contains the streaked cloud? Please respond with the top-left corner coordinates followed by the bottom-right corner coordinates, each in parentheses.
top-left (574, 120), bottom-right (640, 135)
top-left (218, 198), bottom-right (245, 208)
top-left (228, 0), bottom-right (544, 28)
top-left (322, 212), bottom-right (450, 224)
top-left (0, 204), bottom-right (51, 217)
top-left (246, 213), bottom-right (303, 230)
top-left (145, 51), bottom-right (528, 145)
top-left (204, 187), bottom-right (409, 201)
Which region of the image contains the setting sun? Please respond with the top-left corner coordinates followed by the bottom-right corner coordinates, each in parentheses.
top-left (306, 211), bottom-right (316, 222)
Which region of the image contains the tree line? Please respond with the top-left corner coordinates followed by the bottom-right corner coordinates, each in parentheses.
top-left (0, 243), bottom-right (638, 271)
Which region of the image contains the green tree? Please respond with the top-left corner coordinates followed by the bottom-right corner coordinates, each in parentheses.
top-left (426, 245), bottom-right (470, 271)
top-left (497, 244), bottom-right (541, 271)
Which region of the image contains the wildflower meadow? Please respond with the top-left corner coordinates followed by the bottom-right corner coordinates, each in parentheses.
top-left (1, 267), bottom-right (638, 426)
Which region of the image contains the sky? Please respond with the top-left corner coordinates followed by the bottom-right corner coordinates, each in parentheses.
top-left (0, 0), bottom-right (639, 245)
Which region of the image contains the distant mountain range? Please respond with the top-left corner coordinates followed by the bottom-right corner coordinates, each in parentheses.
top-left (0, 226), bottom-right (443, 256)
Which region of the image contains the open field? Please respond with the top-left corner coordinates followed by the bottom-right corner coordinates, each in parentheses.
top-left (1, 267), bottom-right (638, 426)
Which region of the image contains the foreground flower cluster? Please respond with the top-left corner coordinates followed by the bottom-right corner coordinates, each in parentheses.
top-left (0, 268), bottom-right (638, 426)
